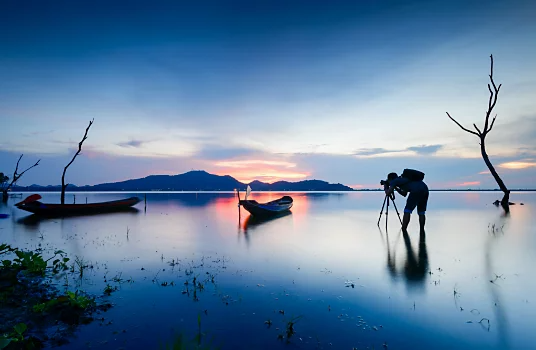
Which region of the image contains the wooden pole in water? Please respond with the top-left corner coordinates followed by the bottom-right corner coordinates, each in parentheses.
top-left (144, 193), bottom-right (147, 212)
top-left (73, 194), bottom-right (76, 204)
top-left (236, 189), bottom-right (241, 220)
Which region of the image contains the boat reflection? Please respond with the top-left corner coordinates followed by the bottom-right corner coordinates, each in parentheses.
top-left (239, 211), bottom-right (293, 247)
top-left (16, 208), bottom-right (140, 229)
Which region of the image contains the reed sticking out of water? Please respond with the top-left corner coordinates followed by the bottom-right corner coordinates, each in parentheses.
top-left (74, 256), bottom-right (87, 278)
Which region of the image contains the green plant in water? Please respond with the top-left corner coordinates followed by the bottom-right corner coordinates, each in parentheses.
top-left (0, 323), bottom-right (27, 349)
top-left (1, 246), bottom-right (69, 276)
top-left (33, 290), bottom-right (95, 313)
top-left (0, 244), bottom-right (15, 256)
top-left (104, 284), bottom-right (117, 295)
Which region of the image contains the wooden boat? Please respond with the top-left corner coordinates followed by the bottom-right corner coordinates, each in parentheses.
top-left (239, 196), bottom-right (293, 218)
top-left (15, 194), bottom-right (141, 216)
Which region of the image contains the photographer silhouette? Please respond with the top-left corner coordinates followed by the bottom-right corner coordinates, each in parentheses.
top-left (383, 169), bottom-right (429, 233)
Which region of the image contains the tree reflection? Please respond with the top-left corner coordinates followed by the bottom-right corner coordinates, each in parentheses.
top-left (485, 217), bottom-right (510, 347)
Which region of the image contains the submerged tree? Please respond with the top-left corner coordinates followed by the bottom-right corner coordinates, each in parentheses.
top-left (2, 155), bottom-right (41, 202)
top-left (61, 119), bottom-right (94, 205)
top-left (446, 54), bottom-right (510, 213)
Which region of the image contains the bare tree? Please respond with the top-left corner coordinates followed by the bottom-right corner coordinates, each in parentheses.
top-left (446, 54), bottom-right (510, 213)
top-left (61, 119), bottom-right (94, 204)
top-left (2, 155), bottom-right (40, 201)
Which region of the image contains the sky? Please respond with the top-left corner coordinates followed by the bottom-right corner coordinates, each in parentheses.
top-left (1, 0), bottom-right (536, 189)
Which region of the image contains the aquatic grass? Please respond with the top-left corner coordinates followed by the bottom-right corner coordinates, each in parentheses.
top-left (74, 256), bottom-right (88, 277)
top-left (160, 314), bottom-right (220, 350)
top-left (104, 284), bottom-right (117, 295)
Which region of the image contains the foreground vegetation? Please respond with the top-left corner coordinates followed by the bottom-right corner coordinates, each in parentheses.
top-left (0, 243), bottom-right (111, 349)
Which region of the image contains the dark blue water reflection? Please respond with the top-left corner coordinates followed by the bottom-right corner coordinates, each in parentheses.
top-left (1, 191), bottom-right (535, 349)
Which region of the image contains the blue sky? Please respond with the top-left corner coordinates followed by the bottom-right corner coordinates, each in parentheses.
top-left (1, 0), bottom-right (535, 188)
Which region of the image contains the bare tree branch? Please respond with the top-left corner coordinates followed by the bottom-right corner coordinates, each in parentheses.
top-left (5, 154), bottom-right (40, 192)
top-left (61, 119), bottom-right (94, 204)
top-left (446, 112), bottom-right (480, 136)
top-left (473, 124), bottom-right (482, 136)
top-left (484, 54), bottom-right (501, 133)
top-left (487, 114), bottom-right (497, 133)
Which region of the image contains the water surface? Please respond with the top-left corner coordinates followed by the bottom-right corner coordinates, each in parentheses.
top-left (1, 191), bottom-right (535, 349)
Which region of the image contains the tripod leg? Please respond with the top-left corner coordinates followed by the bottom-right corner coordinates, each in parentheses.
top-left (385, 196), bottom-right (389, 231)
top-left (377, 195), bottom-right (387, 226)
top-left (391, 198), bottom-right (403, 225)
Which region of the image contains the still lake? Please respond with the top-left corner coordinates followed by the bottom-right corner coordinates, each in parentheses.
top-left (1, 191), bottom-right (535, 350)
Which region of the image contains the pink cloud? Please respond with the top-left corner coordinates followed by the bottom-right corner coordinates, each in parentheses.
top-left (456, 181), bottom-right (480, 187)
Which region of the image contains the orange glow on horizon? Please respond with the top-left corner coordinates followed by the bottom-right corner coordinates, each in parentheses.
top-left (212, 159), bottom-right (309, 183)
top-left (216, 171), bottom-right (309, 183)
top-left (215, 160), bottom-right (297, 168)
top-left (349, 184), bottom-right (365, 189)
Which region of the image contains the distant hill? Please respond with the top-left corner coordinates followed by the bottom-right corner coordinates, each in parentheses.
top-left (11, 170), bottom-right (354, 192)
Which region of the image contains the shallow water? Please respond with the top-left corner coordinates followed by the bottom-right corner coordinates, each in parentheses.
top-left (1, 191), bottom-right (535, 350)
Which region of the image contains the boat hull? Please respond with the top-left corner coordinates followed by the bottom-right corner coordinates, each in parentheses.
top-left (16, 197), bottom-right (141, 217)
top-left (239, 196), bottom-right (293, 218)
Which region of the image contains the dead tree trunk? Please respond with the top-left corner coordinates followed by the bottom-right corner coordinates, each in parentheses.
top-left (446, 55), bottom-right (509, 213)
top-left (3, 155), bottom-right (40, 202)
top-left (61, 119), bottom-right (94, 205)
top-left (480, 139), bottom-right (510, 208)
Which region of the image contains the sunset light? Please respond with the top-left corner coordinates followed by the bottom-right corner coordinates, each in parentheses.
top-left (212, 159), bottom-right (309, 183)
top-left (2, 1), bottom-right (536, 349)
top-left (214, 160), bottom-right (297, 168)
top-left (215, 169), bottom-right (309, 184)
top-left (456, 181), bottom-right (480, 187)
top-left (498, 160), bottom-right (536, 170)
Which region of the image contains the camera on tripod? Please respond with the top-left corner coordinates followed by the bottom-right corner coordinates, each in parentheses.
top-left (380, 177), bottom-right (407, 197)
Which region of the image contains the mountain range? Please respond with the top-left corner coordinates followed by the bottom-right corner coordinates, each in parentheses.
top-left (11, 170), bottom-right (354, 192)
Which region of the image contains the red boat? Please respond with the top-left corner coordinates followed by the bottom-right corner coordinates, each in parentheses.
top-left (15, 194), bottom-right (141, 216)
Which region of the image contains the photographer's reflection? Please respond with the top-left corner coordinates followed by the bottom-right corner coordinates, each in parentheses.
top-left (402, 230), bottom-right (428, 285)
top-left (385, 229), bottom-right (429, 291)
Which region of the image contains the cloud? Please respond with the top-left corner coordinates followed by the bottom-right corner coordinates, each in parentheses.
top-left (212, 159), bottom-right (306, 183)
top-left (406, 144), bottom-right (443, 155)
top-left (498, 160), bottom-right (536, 169)
top-left (22, 130), bottom-right (55, 137)
top-left (456, 181), bottom-right (480, 187)
top-left (196, 146), bottom-right (259, 160)
top-left (214, 160), bottom-right (296, 169)
top-left (353, 148), bottom-right (406, 157)
top-left (117, 140), bottom-right (146, 148)
top-left (353, 144), bottom-right (444, 158)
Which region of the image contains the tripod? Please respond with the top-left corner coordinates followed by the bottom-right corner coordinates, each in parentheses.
top-left (377, 192), bottom-right (403, 229)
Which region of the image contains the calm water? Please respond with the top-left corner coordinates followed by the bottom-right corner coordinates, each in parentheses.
top-left (1, 191), bottom-right (535, 350)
